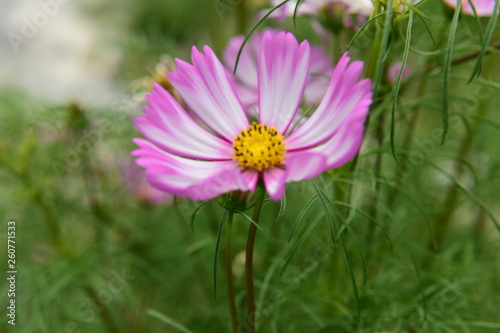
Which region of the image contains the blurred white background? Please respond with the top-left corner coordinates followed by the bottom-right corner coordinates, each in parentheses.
top-left (0, 0), bottom-right (122, 105)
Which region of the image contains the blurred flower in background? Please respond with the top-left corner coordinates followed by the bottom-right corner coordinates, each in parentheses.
top-left (122, 159), bottom-right (174, 205)
top-left (261, 0), bottom-right (374, 29)
top-left (223, 28), bottom-right (334, 112)
top-left (130, 55), bottom-right (183, 105)
top-left (387, 62), bottom-right (411, 84)
top-left (441, 0), bottom-right (499, 16)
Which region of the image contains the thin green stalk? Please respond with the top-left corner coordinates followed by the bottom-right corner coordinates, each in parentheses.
top-left (245, 188), bottom-right (265, 333)
top-left (225, 212), bottom-right (238, 333)
top-left (364, 111), bottom-right (385, 251)
top-left (366, 0), bottom-right (394, 96)
top-left (440, 0), bottom-right (462, 144)
top-left (357, 1), bottom-right (392, 227)
top-left (390, 9), bottom-right (414, 161)
top-left (236, 0), bottom-right (248, 34)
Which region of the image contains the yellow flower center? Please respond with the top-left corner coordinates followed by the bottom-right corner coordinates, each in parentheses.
top-left (232, 122), bottom-right (286, 171)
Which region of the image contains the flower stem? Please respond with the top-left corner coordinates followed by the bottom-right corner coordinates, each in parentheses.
top-left (245, 188), bottom-right (265, 333)
top-left (225, 212), bottom-right (238, 333)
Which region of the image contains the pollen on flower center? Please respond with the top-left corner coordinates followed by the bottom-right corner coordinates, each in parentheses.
top-left (232, 122), bottom-right (286, 171)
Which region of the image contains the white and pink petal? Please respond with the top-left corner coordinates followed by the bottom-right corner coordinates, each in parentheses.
top-left (286, 53), bottom-right (372, 150)
top-left (134, 83), bottom-right (233, 161)
top-left (258, 31), bottom-right (311, 134)
top-left (309, 120), bottom-right (366, 169)
top-left (263, 152), bottom-right (328, 201)
top-left (263, 168), bottom-right (287, 201)
top-left (442, 0), bottom-right (498, 16)
top-left (223, 35), bottom-right (259, 89)
top-left (132, 139), bottom-right (258, 201)
top-left (168, 46), bottom-right (249, 141)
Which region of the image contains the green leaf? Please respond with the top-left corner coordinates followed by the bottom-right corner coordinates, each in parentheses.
top-left (281, 213), bottom-right (324, 275)
top-left (146, 309), bottom-right (194, 333)
top-left (213, 210), bottom-right (227, 299)
top-left (416, 10), bottom-right (435, 46)
top-left (310, 180), bottom-right (338, 251)
top-left (333, 199), bottom-right (394, 252)
top-left (293, 0), bottom-right (304, 29)
top-left (346, 12), bottom-right (386, 51)
top-left (288, 194), bottom-right (317, 242)
top-left (467, 0), bottom-right (499, 82)
top-left (235, 210), bottom-right (263, 231)
top-left (276, 192), bottom-right (287, 221)
top-left (190, 201), bottom-right (209, 230)
top-left (427, 161), bottom-right (500, 233)
top-left (319, 192), bottom-right (367, 290)
top-left (441, 2), bottom-right (462, 144)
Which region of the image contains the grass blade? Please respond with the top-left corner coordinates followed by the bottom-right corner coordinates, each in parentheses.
top-left (281, 213), bottom-right (324, 275)
top-left (346, 12), bottom-right (386, 51)
top-left (288, 194), bottom-right (317, 242)
top-left (416, 10), bottom-right (435, 46)
top-left (276, 192), bottom-right (287, 221)
top-left (146, 309), bottom-right (194, 333)
top-left (190, 201), bottom-right (209, 230)
top-left (235, 210), bottom-right (264, 231)
top-left (293, 0), bottom-right (304, 29)
top-left (310, 180), bottom-right (337, 251)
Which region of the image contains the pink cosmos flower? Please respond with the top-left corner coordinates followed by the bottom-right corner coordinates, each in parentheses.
top-left (223, 29), bottom-right (334, 111)
top-left (132, 32), bottom-right (372, 201)
top-left (442, 0), bottom-right (498, 16)
top-left (262, 0), bottom-right (321, 22)
top-left (123, 160), bottom-right (174, 205)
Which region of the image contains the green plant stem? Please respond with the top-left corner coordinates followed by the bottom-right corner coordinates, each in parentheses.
top-left (225, 212), bottom-right (238, 333)
top-left (237, 0), bottom-right (248, 35)
top-left (346, 1), bottom-right (386, 214)
top-left (364, 111), bottom-right (385, 253)
top-left (245, 188), bottom-right (265, 333)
